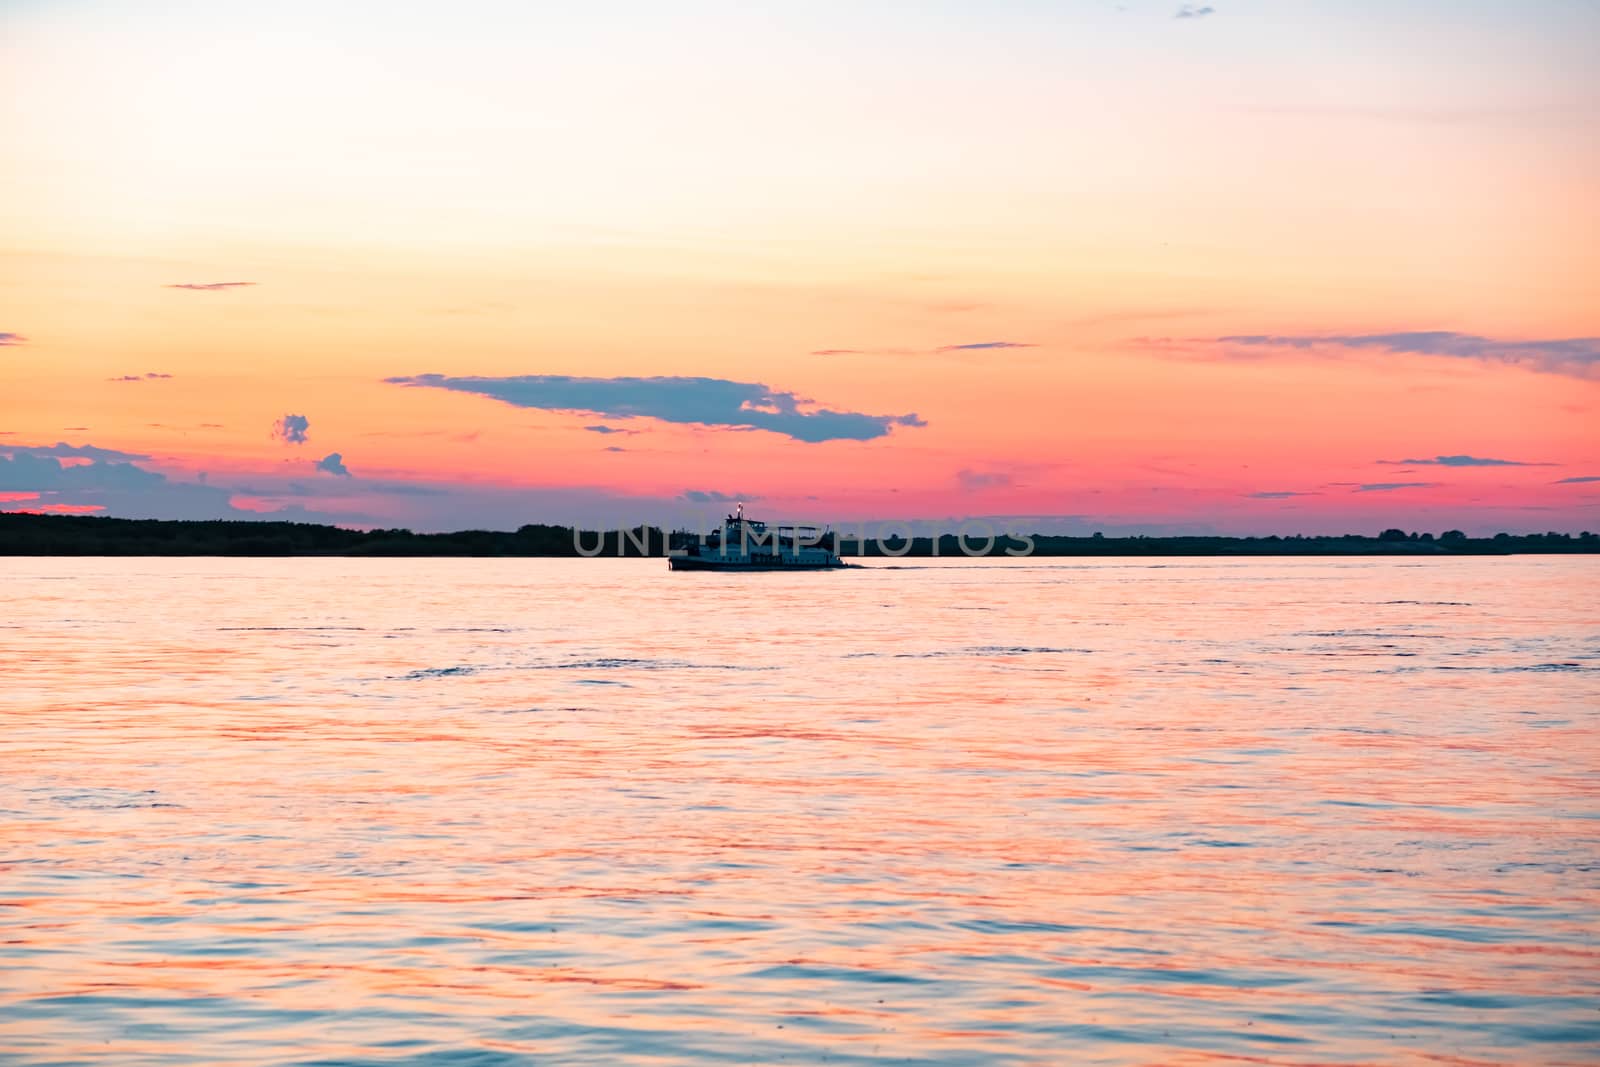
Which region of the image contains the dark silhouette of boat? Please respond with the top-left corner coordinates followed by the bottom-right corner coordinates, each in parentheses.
top-left (669, 504), bottom-right (848, 571)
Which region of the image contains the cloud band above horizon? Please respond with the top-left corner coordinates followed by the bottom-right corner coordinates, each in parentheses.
top-left (1214, 332), bottom-right (1600, 377)
top-left (385, 373), bottom-right (927, 443)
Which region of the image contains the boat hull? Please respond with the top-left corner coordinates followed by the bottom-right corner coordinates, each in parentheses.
top-left (668, 555), bottom-right (848, 571)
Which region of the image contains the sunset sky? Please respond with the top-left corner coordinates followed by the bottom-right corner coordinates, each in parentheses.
top-left (3, 0), bottom-right (1596, 534)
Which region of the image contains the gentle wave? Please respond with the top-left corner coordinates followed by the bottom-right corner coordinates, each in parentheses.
top-left (2, 555), bottom-right (1596, 1066)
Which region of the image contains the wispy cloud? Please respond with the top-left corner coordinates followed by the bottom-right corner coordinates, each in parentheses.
top-left (108, 372), bottom-right (173, 383)
top-left (1244, 103), bottom-right (1583, 127)
top-left (811, 342), bottom-right (1033, 357)
top-left (680, 490), bottom-right (758, 504)
top-left (314, 452), bottom-right (351, 477)
top-left (385, 374), bottom-right (927, 443)
top-left (1175, 4), bottom-right (1216, 18)
top-left (957, 470), bottom-right (1014, 490)
top-left (1212, 332), bottom-right (1600, 377)
top-left (228, 478), bottom-right (446, 499)
top-left (0, 332), bottom-right (24, 346)
top-left (1554, 475), bottom-right (1600, 485)
top-left (1354, 482), bottom-right (1436, 493)
top-left (937, 341), bottom-right (1036, 352)
top-left (1378, 454), bottom-right (1550, 467)
top-left (2, 441), bottom-right (150, 461)
top-left (271, 414), bottom-right (310, 445)
top-left (584, 424), bottom-right (635, 435)
top-left (359, 428), bottom-right (480, 442)
top-left (166, 282), bottom-right (256, 291)
top-left (1246, 490), bottom-right (1316, 499)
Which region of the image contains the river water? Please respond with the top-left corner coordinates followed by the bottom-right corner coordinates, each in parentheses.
top-left (2, 556), bottom-right (1596, 1065)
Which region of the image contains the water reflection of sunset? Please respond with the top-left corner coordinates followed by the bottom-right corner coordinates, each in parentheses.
top-left (3, 557), bottom-right (1595, 1064)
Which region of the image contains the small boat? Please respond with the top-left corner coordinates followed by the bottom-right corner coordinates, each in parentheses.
top-left (669, 504), bottom-right (849, 571)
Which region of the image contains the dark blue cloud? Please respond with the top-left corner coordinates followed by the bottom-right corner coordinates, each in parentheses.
top-left (315, 452), bottom-right (351, 477)
top-left (1379, 454), bottom-right (1549, 467)
top-left (4, 454), bottom-right (454, 523)
top-left (584, 424), bottom-right (634, 435)
top-left (271, 414), bottom-right (310, 444)
top-left (1554, 475), bottom-right (1600, 484)
top-left (1175, 4), bottom-right (1216, 17)
top-left (3, 481), bottom-right (255, 520)
top-left (1, 442), bottom-right (687, 528)
top-left (0, 332), bottom-right (24, 346)
top-left (0, 451), bottom-right (166, 491)
top-left (385, 374), bottom-right (927, 443)
top-left (1246, 490), bottom-right (1316, 499)
top-left (1215, 332), bottom-right (1600, 377)
top-left (1354, 482), bottom-right (1436, 493)
top-left (937, 341), bottom-right (1035, 352)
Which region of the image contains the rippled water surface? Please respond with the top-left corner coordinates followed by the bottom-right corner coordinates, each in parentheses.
top-left (3, 556), bottom-right (1598, 1065)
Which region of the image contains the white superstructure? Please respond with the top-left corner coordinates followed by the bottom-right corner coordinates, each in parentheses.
top-left (668, 504), bottom-right (847, 570)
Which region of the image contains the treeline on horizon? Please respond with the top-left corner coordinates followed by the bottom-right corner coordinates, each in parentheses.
top-left (2, 512), bottom-right (1597, 557)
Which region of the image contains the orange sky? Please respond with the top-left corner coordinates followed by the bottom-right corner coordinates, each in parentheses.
top-left (2, 0), bottom-right (1596, 533)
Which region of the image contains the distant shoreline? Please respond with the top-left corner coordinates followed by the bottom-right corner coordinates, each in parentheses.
top-left (3, 512), bottom-right (1596, 557)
